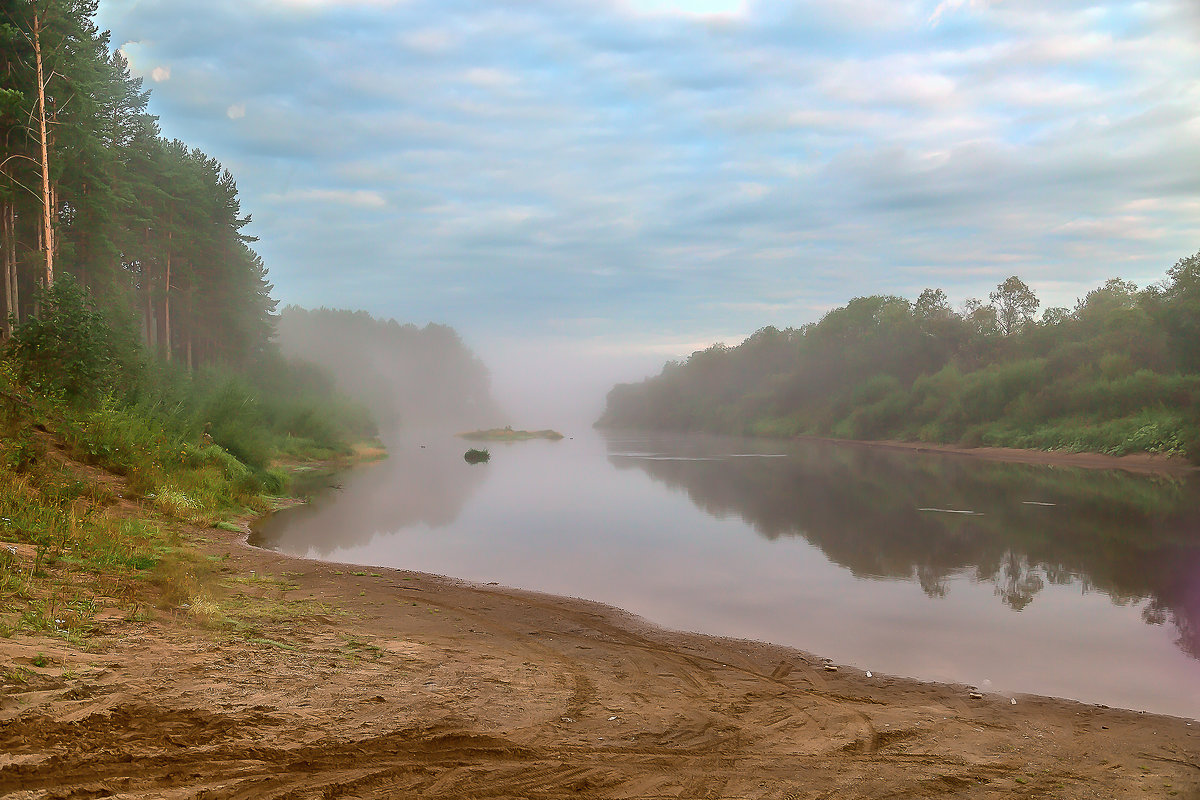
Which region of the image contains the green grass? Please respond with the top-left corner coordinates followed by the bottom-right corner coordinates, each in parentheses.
top-left (459, 427), bottom-right (564, 441)
top-left (0, 370), bottom-right (382, 648)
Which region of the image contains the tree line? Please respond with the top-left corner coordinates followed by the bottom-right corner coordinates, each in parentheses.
top-left (0, 0), bottom-right (274, 366)
top-left (276, 307), bottom-right (503, 432)
top-left (598, 253), bottom-right (1200, 462)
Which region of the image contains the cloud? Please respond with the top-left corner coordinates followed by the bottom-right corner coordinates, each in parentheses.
top-left (929, 0), bottom-right (991, 27)
top-left (92, 0), bottom-right (1200, 361)
top-left (400, 28), bottom-right (456, 53)
top-left (620, 0), bottom-right (748, 19)
top-left (268, 188), bottom-right (389, 208)
top-left (460, 67), bottom-right (519, 88)
top-left (150, 65), bottom-right (170, 82)
top-left (270, 0), bottom-right (406, 7)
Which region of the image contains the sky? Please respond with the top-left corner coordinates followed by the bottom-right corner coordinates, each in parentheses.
top-left (94, 0), bottom-right (1200, 422)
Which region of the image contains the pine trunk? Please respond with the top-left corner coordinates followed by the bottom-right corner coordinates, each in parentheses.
top-left (1, 200), bottom-right (11, 339)
top-left (162, 230), bottom-right (172, 361)
top-left (32, 11), bottom-right (54, 288)
top-left (8, 203), bottom-right (18, 325)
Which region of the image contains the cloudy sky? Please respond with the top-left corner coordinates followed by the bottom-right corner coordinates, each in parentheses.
top-left (95, 0), bottom-right (1200, 416)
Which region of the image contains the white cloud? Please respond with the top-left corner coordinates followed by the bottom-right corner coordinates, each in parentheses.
top-left (929, 0), bottom-right (992, 27)
top-left (619, 0), bottom-right (747, 19)
top-left (226, 103), bottom-right (246, 119)
top-left (399, 28), bottom-right (455, 53)
top-left (269, 0), bottom-right (405, 7)
top-left (460, 68), bottom-right (519, 89)
top-left (269, 188), bottom-right (389, 208)
top-left (150, 65), bottom-right (170, 82)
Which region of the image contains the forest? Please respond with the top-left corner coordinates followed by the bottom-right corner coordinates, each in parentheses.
top-left (599, 255), bottom-right (1200, 463)
top-left (0, 0), bottom-right (274, 364)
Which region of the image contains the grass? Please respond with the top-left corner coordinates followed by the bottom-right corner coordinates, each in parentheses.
top-left (0, 373), bottom-right (385, 654)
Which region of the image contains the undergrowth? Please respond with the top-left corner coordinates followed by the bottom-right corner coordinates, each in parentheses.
top-left (0, 368), bottom-right (377, 650)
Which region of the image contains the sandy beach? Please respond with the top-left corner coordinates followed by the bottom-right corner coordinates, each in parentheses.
top-left (3, 493), bottom-right (1200, 799)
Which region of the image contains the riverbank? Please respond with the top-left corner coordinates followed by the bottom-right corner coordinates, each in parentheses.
top-left (796, 435), bottom-right (1198, 475)
top-left (2, 461), bottom-right (1199, 798)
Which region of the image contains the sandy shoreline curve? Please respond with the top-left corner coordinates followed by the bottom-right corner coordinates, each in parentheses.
top-left (3, 504), bottom-right (1199, 798)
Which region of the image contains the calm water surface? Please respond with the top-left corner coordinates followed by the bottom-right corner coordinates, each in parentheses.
top-left (252, 430), bottom-right (1200, 719)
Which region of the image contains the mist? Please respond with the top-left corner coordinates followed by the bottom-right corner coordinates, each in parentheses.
top-left (275, 307), bottom-right (505, 439)
top-left (473, 335), bottom-right (739, 434)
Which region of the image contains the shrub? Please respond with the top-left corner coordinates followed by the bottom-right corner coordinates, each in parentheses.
top-left (464, 448), bottom-right (490, 464)
top-left (196, 378), bottom-right (271, 470)
top-left (6, 275), bottom-right (117, 403)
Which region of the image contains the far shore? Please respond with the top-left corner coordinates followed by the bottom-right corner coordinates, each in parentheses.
top-left (796, 435), bottom-right (1197, 474)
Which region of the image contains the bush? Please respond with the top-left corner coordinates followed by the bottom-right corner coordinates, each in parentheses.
top-left (6, 275), bottom-right (118, 403)
top-left (196, 377), bottom-right (272, 470)
top-left (464, 448), bottom-right (490, 464)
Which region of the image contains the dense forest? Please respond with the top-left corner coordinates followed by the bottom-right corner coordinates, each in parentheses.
top-left (0, 0), bottom-right (273, 364)
top-left (599, 253), bottom-right (1200, 463)
top-left (276, 307), bottom-right (503, 432)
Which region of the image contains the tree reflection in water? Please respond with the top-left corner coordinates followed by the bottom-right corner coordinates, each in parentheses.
top-left (607, 433), bottom-right (1200, 656)
top-left (251, 430), bottom-right (489, 556)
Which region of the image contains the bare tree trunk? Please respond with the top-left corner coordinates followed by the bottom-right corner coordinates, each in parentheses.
top-left (162, 229), bottom-right (172, 361)
top-left (9, 203), bottom-right (18, 325)
top-left (143, 265), bottom-right (154, 348)
top-left (1, 200), bottom-right (11, 339)
top-left (142, 226), bottom-right (153, 346)
top-left (31, 9), bottom-right (54, 288)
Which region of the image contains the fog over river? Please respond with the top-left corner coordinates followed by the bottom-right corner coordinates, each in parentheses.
top-left (252, 430), bottom-right (1200, 720)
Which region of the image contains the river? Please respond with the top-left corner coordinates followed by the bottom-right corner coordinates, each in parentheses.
top-left (251, 430), bottom-right (1200, 720)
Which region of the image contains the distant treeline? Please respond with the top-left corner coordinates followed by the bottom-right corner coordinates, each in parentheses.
top-left (599, 251), bottom-right (1200, 463)
top-left (0, 1), bottom-right (274, 366)
top-left (276, 307), bottom-right (503, 431)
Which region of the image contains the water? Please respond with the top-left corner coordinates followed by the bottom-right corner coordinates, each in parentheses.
top-left (251, 430), bottom-right (1200, 719)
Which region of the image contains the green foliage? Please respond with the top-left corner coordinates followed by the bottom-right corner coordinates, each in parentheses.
top-left (464, 448), bottom-right (490, 464)
top-left (6, 275), bottom-right (118, 402)
top-left (600, 254), bottom-right (1200, 462)
top-left (197, 377), bottom-right (271, 470)
top-left (1, 296), bottom-right (380, 524)
top-left (990, 276), bottom-right (1039, 336)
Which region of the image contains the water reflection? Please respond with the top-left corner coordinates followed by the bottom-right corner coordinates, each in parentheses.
top-left (608, 434), bottom-right (1200, 656)
top-left (251, 432), bottom-right (489, 555)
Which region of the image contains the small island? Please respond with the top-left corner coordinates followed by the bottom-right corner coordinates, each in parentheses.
top-left (458, 426), bottom-right (565, 442)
